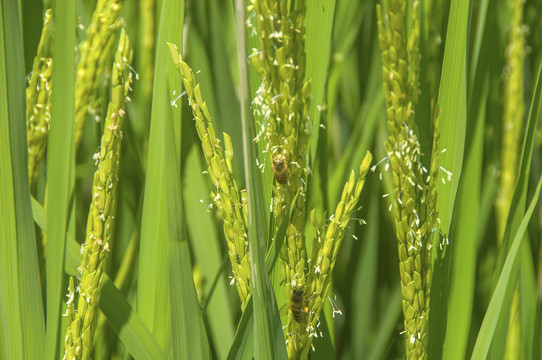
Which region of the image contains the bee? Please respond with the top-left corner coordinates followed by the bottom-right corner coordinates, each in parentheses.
top-left (290, 287), bottom-right (308, 323)
top-left (272, 154), bottom-right (289, 185)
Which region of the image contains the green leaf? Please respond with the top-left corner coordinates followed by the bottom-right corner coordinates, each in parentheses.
top-left (226, 191), bottom-right (294, 360)
top-left (494, 64), bottom-right (542, 286)
top-left (183, 144), bottom-right (235, 359)
top-left (185, 1), bottom-right (244, 182)
top-left (471, 176), bottom-right (542, 359)
top-left (327, 74), bottom-right (383, 206)
top-left (99, 279), bottom-right (167, 360)
top-left (428, 0), bottom-right (470, 356)
top-left (169, 240), bottom-right (212, 360)
top-left (227, 299), bottom-right (255, 360)
top-left (351, 193), bottom-right (380, 358)
top-left (306, 0), bottom-right (337, 168)
top-left (137, 0), bottom-right (184, 351)
top-left (0, 1), bottom-right (43, 358)
top-left (468, 0), bottom-right (490, 88)
top-left (162, 79), bottom-right (211, 359)
top-left (234, 2), bottom-right (286, 359)
top-left (433, 0), bottom-right (469, 251)
top-left (487, 60), bottom-right (542, 360)
top-left (443, 41), bottom-right (490, 360)
top-left (45, 1), bottom-right (76, 358)
top-left (518, 239), bottom-right (538, 360)
top-left (368, 284), bottom-right (402, 360)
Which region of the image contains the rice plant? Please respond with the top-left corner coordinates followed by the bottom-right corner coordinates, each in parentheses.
top-left (1, 0), bottom-right (541, 359)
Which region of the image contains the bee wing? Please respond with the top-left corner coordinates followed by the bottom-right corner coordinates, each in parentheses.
top-left (278, 301), bottom-right (289, 318)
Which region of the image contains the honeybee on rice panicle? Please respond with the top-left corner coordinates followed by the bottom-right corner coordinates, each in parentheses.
top-left (290, 287), bottom-right (308, 323)
top-left (272, 154), bottom-right (289, 185)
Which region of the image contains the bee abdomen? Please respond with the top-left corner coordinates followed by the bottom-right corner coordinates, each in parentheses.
top-left (291, 307), bottom-right (306, 323)
top-left (274, 171), bottom-right (289, 184)
top-left (272, 154), bottom-right (289, 185)
top-left (290, 287), bottom-right (307, 323)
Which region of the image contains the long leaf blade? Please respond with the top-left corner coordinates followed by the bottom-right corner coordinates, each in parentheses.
top-left (428, 0), bottom-right (470, 356)
top-left (137, 0), bottom-right (184, 351)
top-left (45, 1), bottom-right (76, 358)
top-left (0, 1), bottom-right (28, 358)
top-left (162, 77), bottom-right (211, 359)
top-left (235, 2), bottom-right (286, 358)
top-left (471, 176), bottom-right (542, 359)
top-left (306, 0), bottom-right (337, 168)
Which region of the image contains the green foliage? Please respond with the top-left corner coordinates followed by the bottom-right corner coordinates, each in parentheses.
top-left (2, 0), bottom-right (541, 359)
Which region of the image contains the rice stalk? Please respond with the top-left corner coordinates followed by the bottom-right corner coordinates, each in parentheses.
top-left (26, 8), bottom-right (54, 191)
top-left (247, 1), bottom-right (314, 355)
top-left (376, 1), bottom-right (441, 358)
top-left (63, 29), bottom-right (133, 360)
top-left (499, 0), bottom-right (526, 358)
top-left (138, 0), bottom-right (155, 104)
top-left (291, 152), bottom-right (372, 359)
top-left (497, 0), bottom-right (525, 241)
top-left (423, 0), bottom-right (447, 106)
top-left (168, 44), bottom-right (252, 309)
top-left (74, 0), bottom-right (125, 149)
